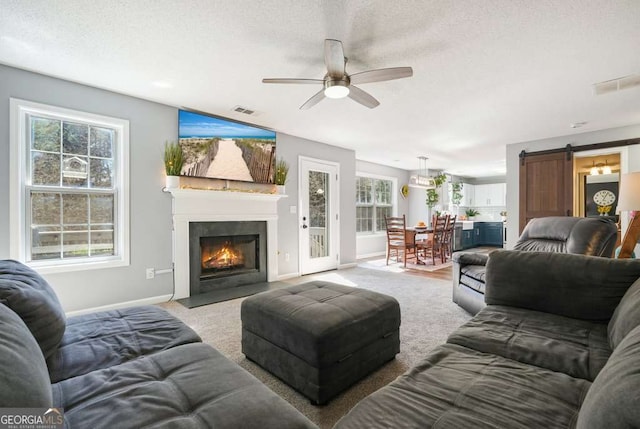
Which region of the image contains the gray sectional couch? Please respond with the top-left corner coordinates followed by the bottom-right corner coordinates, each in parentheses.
top-left (335, 250), bottom-right (640, 428)
top-left (0, 259), bottom-right (317, 429)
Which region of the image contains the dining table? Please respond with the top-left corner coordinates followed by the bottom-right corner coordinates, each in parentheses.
top-left (405, 226), bottom-right (434, 264)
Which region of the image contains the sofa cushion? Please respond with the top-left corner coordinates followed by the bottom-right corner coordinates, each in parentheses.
top-left (334, 343), bottom-right (590, 429)
top-left (485, 251), bottom-right (640, 321)
top-left (52, 343), bottom-right (317, 429)
top-left (0, 304), bottom-right (52, 407)
top-left (577, 325), bottom-right (640, 428)
top-left (0, 259), bottom-right (65, 358)
top-left (608, 277), bottom-right (640, 350)
top-left (46, 305), bottom-right (202, 382)
top-left (448, 305), bottom-right (611, 381)
top-left (460, 274), bottom-right (486, 293)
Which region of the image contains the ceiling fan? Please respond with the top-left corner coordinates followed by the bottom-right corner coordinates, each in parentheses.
top-left (262, 39), bottom-right (413, 110)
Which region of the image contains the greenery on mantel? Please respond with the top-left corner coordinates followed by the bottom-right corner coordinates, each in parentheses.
top-left (164, 141), bottom-right (184, 176)
top-left (274, 157), bottom-right (289, 186)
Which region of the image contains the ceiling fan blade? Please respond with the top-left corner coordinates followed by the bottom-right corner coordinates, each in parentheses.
top-left (262, 78), bottom-right (324, 84)
top-left (300, 89), bottom-right (326, 110)
top-left (348, 85), bottom-right (380, 109)
top-left (349, 67), bottom-right (413, 85)
top-left (324, 39), bottom-right (345, 78)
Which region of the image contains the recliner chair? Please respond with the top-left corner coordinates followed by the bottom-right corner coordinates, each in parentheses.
top-left (452, 216), bottom-right (618, 315)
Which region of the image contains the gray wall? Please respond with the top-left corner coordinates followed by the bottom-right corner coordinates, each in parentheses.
top-left (355, 160), bottom-right (410, 258)
top-left (505, 124), bottom-right (640, 248)
top-left (275, 133), bottom-right (356, 275)
top-left (0, 64), bottom-right (176, 312)
top-left (0, 65), bottom-right (360, 311)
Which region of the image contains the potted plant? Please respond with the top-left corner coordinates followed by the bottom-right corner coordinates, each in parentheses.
top-left (451, 182), bottom-right (463, 206)
top-left (465, 208), bottom-right (480, 220)
top-left (163, 141), bottom-right (184, 189)
top-left (426, 188), bottom-right (439, 208)
top-left (274, 157), bottom-right (289, 194)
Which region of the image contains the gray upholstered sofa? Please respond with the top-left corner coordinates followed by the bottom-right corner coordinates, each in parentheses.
top-left (453, 216), bottom-right (617, 315)
top-left (334, 250), bottom-right (640, 428)
top-left (0, 259), bottom-right (317, 429)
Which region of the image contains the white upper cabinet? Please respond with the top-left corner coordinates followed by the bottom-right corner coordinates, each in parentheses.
top-left (461, 183), bottom-right (474, 207)
top-left (473, 183), bottom-right (506, 207)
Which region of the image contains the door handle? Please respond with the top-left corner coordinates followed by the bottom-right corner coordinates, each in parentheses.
top-left (302, 216), bottom-right (308, 229)
top-left (302, 224), bottom-right (308, 229)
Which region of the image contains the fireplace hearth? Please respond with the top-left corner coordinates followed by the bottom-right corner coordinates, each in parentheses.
top-left (189, 221), bottom-right (267, 298)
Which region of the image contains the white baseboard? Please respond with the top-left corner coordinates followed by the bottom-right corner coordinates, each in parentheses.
top-left (65, 294), bottom-right (174, 317)
top-left (356, 251), bottom-right (386, 260)
top-left (277, 272), bottom-right (300, 281)
top-left (338, 262), bottom-right (358, 269)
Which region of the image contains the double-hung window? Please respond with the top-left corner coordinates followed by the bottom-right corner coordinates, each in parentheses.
top-left (10, 99), bottom-right (129, 273)
top-left (356, 175), bottom-right (396, 233)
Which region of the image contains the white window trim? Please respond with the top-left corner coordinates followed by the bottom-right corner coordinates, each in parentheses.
top-left (10, 98), bottom-right (130, 274)
top-left (355, 172), bottom-right (398, 235)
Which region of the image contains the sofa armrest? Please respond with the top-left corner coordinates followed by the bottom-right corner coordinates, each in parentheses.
top-left (485, 250), bottom-right (640, 321)
top-left (452, 252), bottom-right (490, 267)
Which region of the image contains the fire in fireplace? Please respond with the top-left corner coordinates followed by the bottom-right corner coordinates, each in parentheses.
top-left (200, 236), bottom-right (257, 278)
top-left (189, 221), bottom-right (267, 296)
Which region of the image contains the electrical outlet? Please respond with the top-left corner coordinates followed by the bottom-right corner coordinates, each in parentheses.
top-left (285, 253), bottom-right (290, 262)
top-left (146, 268), bottom-right (155, 279)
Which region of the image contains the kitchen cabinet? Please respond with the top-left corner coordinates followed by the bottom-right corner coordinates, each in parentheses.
top-left (460, 183), bottom-right (474, 207)
top-left (462, 230), bottom-right (474, 249)
top-left (483, 222), bottom-right (504, 246)
top-left (458, 222), bottom-right (503, 249)
top-left (473, 225), bottom-right (483, 246)
top-left (473, 183), bottom-right (506, 207)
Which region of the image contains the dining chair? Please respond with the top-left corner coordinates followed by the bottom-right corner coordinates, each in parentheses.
top-left (416, 215), bottom-right (448, 265)
top-left (384, 215), bottom-right (415, 267)
top-left (442, 215), bottom-right (457, 261)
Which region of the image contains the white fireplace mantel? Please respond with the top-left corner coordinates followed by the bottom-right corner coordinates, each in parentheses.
top-left (167, 189), bottom-right (284, 299)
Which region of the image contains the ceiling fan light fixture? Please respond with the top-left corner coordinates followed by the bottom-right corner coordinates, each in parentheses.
top-left (324, 81), bottom-right (350, 99)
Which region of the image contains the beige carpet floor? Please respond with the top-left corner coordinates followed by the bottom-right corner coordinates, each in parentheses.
top-left (159, 265), bottom-right (471, 429)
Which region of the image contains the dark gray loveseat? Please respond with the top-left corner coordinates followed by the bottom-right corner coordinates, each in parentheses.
top-left (334, 250), bottom-right (640, 428)
top-left (0, 259), bottom-right (317, 429)
top-left (453, 216), bottom-right (617, 315)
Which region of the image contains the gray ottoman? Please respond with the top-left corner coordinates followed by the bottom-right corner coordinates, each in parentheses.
top-left (241, 281), bottom-right (401, 405)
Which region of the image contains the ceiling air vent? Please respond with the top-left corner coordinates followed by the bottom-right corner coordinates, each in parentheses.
top-left (232, 105), bottom-right (257, 115)
top-left (594, 73), bottom-right (640, 95)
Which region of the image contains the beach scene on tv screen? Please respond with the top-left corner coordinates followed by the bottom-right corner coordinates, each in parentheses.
top-left (179, 110), bottom-right (276, 183)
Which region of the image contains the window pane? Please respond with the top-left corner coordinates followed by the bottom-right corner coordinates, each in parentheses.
top-left (375, 179), bottom-right (392, 205)
top-left (90, 194), bottom-right (114, 224)
top-left (63, 225), bottom-right (89, 258)
top-left (90, 126), bottom-right (113, 158)
top-left (32, 117), bottom-right (60, 152)
top-left (62, 155), bottom-right (88, 187)
top-left (356, 206), bottom-right (373, 232)
top-left (376, 206), bottom-right (393, 232)
top-left (32, 152), bottom-right (61, 186)
top-left (31, 226), bottom-right (61, 260)
top-left (90, 158), bottom-right (113, 189)
top-left (32, 192), bottom-right (61, 225)
top-left (63, 121), bottom-right (89, 155)
top-left (90, 225), bottom-right (114, 256)
top-left (63, 194), bottom-right (88, 224)
top-left (356, 177), bottom-right (373, 204)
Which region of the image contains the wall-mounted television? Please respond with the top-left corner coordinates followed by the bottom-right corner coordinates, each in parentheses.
top-left (178, 109), bottom-right (276, 184)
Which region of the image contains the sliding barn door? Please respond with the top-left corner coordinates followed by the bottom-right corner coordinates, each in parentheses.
top-left (519, 151), bottom-right (573, 233)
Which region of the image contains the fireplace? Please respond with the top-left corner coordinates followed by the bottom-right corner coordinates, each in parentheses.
top-left (189, 221), bottom-right (267, 296)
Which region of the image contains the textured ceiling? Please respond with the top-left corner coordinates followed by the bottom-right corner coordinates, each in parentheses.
top-left (2, 0), bottom-right (639, 177)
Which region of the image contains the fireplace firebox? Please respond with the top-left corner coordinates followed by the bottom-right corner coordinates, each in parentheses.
top-left (189, 221), bottom-right (267, 296)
